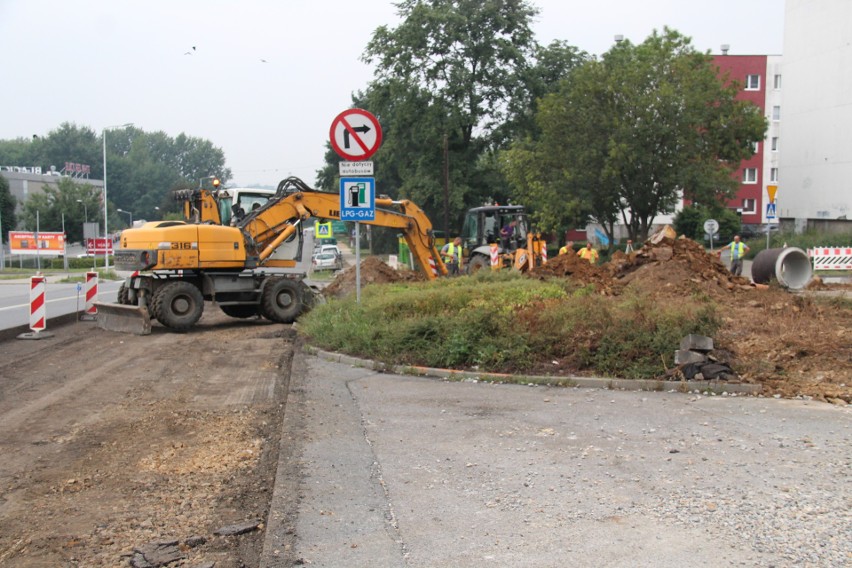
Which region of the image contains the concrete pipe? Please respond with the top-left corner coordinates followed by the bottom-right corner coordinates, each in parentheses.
top-left (751, 247), bottom-right (812, 289)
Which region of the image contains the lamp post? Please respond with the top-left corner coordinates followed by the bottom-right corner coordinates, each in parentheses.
top-left (102, 123), bottom-right (133, 270)
top-left (76, 199), bottom-right (88, 223)
top-left (117, 208), bottom-right (133, 227)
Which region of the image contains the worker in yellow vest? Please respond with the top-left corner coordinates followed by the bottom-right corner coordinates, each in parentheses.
top-left (719, 235), bottom-right (750, 276)
top-left (559, 241), bottom-right (574, 255)
top-left (441, 237), bottom-right (463, 276)
top-left (577, 242), bottom-right (599, 264)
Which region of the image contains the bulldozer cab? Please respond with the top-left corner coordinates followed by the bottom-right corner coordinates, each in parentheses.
top-left (462, 205), bottom-right (528, 251)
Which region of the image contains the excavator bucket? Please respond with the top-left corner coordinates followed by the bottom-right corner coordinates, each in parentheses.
top-left (94, 302), bottom-right (152, 335)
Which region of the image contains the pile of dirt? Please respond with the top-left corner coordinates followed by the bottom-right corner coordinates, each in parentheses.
top-left (531, 233), bottom-right (752, 298)
top-left (322, 256), bottom-right (426, 299)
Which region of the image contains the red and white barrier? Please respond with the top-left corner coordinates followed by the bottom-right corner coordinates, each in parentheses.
top-left (541, 241), bottom-right (548, 264)
top-left (490, 243), bottom-right (500, 270)
top-left (808, 247), bottom-right (852, 270)
top-left (29, 275), bottom-right (46, 332)
top-left (85, 271), bottom-right (98, 316)
top-left (428, 256), bottom-right (438, 277)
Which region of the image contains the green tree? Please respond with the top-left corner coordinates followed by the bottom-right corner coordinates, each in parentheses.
top-left (504, 28), bottom-right (767, 243)
top-left (20, 177), bottom-right (99, 242)
top-left (0, 175), bottom-right (17, 242)
top-left (358, 0), bottom-right (546, 234)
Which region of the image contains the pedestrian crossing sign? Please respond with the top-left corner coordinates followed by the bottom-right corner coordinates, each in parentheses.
top-left (315, 221), bottom-right (333, 239)
top-left (766, 202), bottom-right (776, 220)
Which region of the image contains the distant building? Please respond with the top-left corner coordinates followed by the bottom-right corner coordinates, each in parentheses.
top-left (779, 0), bottom-right (851, 233)
top-left (712, 53), bottom-right (783, 229)
top-left (0, 166), bottom-right (103, 229)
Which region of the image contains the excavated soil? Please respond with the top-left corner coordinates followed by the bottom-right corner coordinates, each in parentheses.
top-left (328, 235), bottom-right (851, 403)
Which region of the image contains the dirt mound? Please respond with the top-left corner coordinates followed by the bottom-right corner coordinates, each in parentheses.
top-left (531, 234), bottom-right (751, 298)
top-left (530, 251), bottom-right (617, 293)
top-left (322, 256), bottom-right (426, 299)
top-left (614, 236), bottom-right (753, 298)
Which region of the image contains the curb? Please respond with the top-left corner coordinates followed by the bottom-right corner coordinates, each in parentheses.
top-left (303, 345), bottom-right (762, 396)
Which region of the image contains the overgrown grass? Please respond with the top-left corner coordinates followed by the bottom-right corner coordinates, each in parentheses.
top-left (300, 272), bottom-right (721, 380)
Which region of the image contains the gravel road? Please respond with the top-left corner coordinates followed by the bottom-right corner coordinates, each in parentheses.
top-left (265, 351), bottom-right (851, 567)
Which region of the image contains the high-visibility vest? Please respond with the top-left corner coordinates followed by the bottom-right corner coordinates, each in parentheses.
top-left (443, 243), bottom-right (460, 263)
top-left (578, 247), bottom-right (598, 263)
top-left (730, 242), bottom-right (746, 259)
top-left (559, 245), bottom-right (569, 255)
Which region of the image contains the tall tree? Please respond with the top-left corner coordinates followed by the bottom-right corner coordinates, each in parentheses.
top-left (503, 28), bottom-right (767, 242)
top-left (20, 177), bottom-right (99, 242)
top-left (0, 175), bottom-right (17, 243)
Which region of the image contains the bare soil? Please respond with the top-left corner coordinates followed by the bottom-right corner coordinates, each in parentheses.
top-left (0, 311), bottom-right (295, 567)
top-left (329, 236), bottom-right (852, 403)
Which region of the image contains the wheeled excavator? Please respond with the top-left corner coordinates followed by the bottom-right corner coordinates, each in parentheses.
top-left (96, 177), bottom-right (447, 334)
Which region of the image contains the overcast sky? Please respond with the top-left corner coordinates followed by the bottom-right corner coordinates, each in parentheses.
top-left (0, 0), bottom-right (784, 188)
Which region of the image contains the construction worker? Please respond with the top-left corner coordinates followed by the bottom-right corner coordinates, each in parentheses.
top-left (577, 242), bottom-right (599, 264)
top-left (719, 235), bottom-right (750, 276)
top-left (559, 241), bottom-right (574, 255)
top-left (441, 236), bottom-right (463, 276)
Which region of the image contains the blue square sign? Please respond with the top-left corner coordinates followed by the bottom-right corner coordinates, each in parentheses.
top-left (340, 177), bottom-right (376, 221)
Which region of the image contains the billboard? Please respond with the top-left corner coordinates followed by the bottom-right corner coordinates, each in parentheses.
top-left (9, 231), bottom-right (66, 256)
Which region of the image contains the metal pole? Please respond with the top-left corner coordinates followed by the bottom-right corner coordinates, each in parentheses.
top-left (103, 130), bottom-right (108, 271)
top-left (36, 210), bottom-right (41, 271)
top-left (355, 222), bottom-right (361, 304)
top-left (102, 123), bottom-right (133, 272)
top-left (62, 212), bottom-right (68, 272)
top-left (0, 203), bottom-right (4, 270)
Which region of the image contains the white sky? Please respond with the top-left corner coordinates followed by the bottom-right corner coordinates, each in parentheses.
top-left (0, 0), bottom-right (784, 188)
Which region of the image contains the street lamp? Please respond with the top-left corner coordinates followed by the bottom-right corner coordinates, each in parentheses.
top-left (76, 199), bottom-right (88, 223)
top-left (103, 122), bottom-right (133, 270)
top-left (116, 208), bottom-right (133, 227)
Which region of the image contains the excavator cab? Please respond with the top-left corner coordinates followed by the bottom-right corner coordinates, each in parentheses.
top-left (462, 205), bottom-right (529, 251)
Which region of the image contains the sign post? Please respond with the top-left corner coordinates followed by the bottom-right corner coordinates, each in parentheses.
top-left (331, 108), bottom-right (384, 303)
top-left (703, 219), bottom-right (719, 252)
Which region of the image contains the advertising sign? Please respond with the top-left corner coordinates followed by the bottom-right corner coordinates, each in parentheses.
top-left (9, 231), bottom-right (66, 256)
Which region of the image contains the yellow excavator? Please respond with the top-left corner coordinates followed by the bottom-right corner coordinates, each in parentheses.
top-left (96, 177), bottom-right (446, 334)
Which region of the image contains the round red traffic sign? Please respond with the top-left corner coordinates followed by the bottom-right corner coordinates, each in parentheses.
top-left (329, 108), bottom-right (383, 161)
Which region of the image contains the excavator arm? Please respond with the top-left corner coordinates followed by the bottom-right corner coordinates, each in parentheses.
top-left (238, 177), bottom-right (447, 278)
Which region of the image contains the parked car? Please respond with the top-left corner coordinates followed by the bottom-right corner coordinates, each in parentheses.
top-left (319, 244), bottom-right (342, 259)
top-left (312, 251), bottom-right (341, 271)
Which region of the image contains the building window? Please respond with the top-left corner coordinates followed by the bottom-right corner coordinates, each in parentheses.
top-left (770, 167), bottom-right (779, 182)
top-left (752, 141), bottom-right (760, 154)
top-left (745, 74), bottom-right (760, 90)
top-left (771, 137), bottom-right (779, 151)
top-left (772, 106), bottom-right (781, 121)
top-left (743, 168), bottom-right (758, 184)
top-left (742, 198), bottom-right (757, 214)
top-left (774, 74), bottom-right (782, 89)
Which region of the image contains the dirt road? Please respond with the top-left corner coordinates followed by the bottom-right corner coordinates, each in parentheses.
top-left (0, 310), bottom-right (294, 567)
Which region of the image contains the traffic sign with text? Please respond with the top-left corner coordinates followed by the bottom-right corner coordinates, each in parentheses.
top-left (339, 161), bottom-right (374, 176)
top-left (329, 109), bottom-right (383, 161)
top-left (339, 177), bottom-right (376, 221)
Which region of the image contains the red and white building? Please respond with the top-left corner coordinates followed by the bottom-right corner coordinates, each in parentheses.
top-left (713, 53), bottom-right (783, 227)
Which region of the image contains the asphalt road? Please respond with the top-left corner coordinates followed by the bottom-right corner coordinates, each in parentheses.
top-left (0, 275), bottom-right (123, 332)
top-left (262, 349), bottom-right (851, 568)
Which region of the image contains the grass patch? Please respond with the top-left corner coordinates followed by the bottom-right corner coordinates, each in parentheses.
top-left (300, 272), bottom-right (722, 380)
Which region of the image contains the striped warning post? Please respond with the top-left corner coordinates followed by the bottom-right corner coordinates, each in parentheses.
top-left (808, 247), bottom-right (852, 270)
top-left (85, 272), bottom-right (98, 315)
top-left (30, 275), bottom-right (46, 332)
top-left (428, 256), bottom-right (438, 277)
top-left (541, 240), bottom-right (548, 264)
top-left (490, 243), bottom-right (500, 270)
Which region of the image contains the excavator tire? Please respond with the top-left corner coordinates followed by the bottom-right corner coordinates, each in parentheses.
top-left (151, 281), bottom-right (204, 331)
top-left (260, 278), bottom-right (303, 323)
top-left (220, 305), bottom-right (259, 319)
top-left (467, 254), bottom-right (491, 275)
top-left (117, 282), bottom-right (138, 305)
